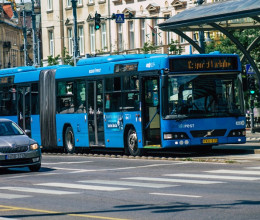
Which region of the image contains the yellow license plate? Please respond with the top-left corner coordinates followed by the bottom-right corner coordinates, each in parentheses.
top-left (202, 138), bottom-right (218, 144)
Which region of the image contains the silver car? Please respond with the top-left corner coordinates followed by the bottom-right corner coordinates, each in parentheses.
top-left (0, 119), bottom-right (41, 172)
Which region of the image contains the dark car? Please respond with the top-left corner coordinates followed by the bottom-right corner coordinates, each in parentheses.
top-left (0, 119), bottom-right (41, 172)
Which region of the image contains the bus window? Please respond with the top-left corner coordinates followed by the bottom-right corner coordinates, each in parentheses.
top-left (57, 81), bottom-right (75, 114)
top-left (76, 81), bottom-right (86, 113)
top-left (31, 83), bottom-right (39, 115)
top-left (105, 77), bottom-right (122, 112)
top-left (0, 86), bottom-right (17, 116)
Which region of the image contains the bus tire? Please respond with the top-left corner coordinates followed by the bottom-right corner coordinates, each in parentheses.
top-left (64, 127), bottom-right (75, 154)
top-left (127, 128), bottom-right (142, 156)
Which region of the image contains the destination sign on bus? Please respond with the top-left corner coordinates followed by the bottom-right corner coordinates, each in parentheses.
top-left (169, 57), bottom-right (238, 72)
top-left (114, 63), bottom-right (138, 73)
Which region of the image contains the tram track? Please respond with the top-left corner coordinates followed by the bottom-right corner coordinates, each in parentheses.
top-left (41, 148), bottom-right (238, 163)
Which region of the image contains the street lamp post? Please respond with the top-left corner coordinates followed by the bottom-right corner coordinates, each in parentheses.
top-left (22, 5), bottom-right (28, 66)
top-left (71, 0), bottom-right (79, 66)
top-left (31, 0), bottom-right (38, 66)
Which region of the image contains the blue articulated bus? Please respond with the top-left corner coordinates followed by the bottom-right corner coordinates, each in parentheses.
top-left (0, 65), bottom-right (68, 146)
top-left (0, 53), bottom-right (246, 155)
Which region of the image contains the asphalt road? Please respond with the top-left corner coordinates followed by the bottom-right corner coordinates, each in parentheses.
top-left (1, 145), bottom-right (260, 220)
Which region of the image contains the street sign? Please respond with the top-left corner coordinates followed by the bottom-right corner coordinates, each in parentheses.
top-left (246, 64), bottom-right (256, 74)
top-left (116, 14), bottom-right (125, 23)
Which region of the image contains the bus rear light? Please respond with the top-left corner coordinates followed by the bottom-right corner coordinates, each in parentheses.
top-left (163, 132), bottom-right (189, 140)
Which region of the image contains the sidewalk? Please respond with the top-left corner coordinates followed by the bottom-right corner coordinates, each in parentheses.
top-left (246, 130), bottom-right (260, 142)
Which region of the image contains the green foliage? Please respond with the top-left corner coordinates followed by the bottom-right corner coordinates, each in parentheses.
top-left (168, 40), bottom-right (183, 55)
top-left (205, 29), bottom-right (260, 109)
top-left (47, 54), bottom-right (60, 66)
top-left (62, 47), bottom-right (74, 66)
top-left (47, 47), bottom-right (74, 66)
top-left (141, 42), bottom-right (159, 54)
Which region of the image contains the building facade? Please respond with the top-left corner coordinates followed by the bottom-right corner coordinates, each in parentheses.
top-left (41, 0), bottom-right (224, 65)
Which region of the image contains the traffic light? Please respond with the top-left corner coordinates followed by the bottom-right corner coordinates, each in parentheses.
top-left (94, 12), bottom-right (101, 30)
top-left (248, 75), bottom-right (256, 95)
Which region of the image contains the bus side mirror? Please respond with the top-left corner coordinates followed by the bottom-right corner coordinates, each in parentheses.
top-left (162, 74), bottom-right (168, 89)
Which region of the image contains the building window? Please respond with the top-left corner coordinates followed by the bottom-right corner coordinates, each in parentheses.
top-left (68, 28), bottom-right (73, 56)
top-left (101, 23), bottom-right (107, 51)
top-left (78, 26), bottom-right (84, 55)
top-left (128, 21), bottom-right (134, 49)
top-left (47, 0), bottom-right (53, 10)
top-left (88, 0), bottom-right (94, 4)
top-left (140, 19), bottom-right (146, 48)
top-left (78, 0), bottom-right (83, 5)
top-left (49, 30), bottom-right (54, 56)
top-left (90, 24), bottom-right (95, 54)
top-left (67, 0), bottom-right (72, 7)
top-left (117, 23), bottom-right (123, 51)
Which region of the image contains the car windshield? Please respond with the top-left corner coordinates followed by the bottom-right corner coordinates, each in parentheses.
top-left (163, 73), bottom-right (244, 119)
top-left (0, 121), bottom-right (24, 136)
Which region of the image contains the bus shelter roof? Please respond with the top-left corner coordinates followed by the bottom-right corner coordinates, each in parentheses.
top-left (159, 0), bottom-right (260, 32)
top-left (159, 0), bottom-right (260, 82)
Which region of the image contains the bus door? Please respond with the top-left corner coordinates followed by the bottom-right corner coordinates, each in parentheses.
top-left (141, 76), bottom-right (161, 146)
top-left (17, 86), bottom-right (31, 135)
top-left (87, 80), bottom-right (105, 146)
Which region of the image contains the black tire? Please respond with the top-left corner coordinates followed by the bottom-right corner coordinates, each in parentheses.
top-left (64, 127), bottom-right (75, 154)
top-left (127, 128), bottom-right (142, 156)
top-left (29, 163), bottom-right (41, 172)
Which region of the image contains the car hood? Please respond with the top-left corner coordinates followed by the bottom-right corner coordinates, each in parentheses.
top-left (0, 135), bottom-right (36, 147)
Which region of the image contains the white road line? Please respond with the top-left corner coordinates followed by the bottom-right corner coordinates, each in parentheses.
top-left (0, 192), bottom-right (31, 199)
top-left (42, 161), bottom-right (93, 165)
top-left (51, 167), bottom-right (97, 172)
top-left (123, 177), bottom-right (224, 184)
top-left (0, 187), bottom-right (79, 195)
top-left (150, 193), bottom-right (201, 198)
top-left (165, 174), bottom-right (260, 181)
top-left (78, 180), bottom-right (178, 188)
top-left (205, 169), bottom-right (260, 175)
top-left (35, 183), bottom-right (130, 191)
top-left (246, 167), bottom-right (260, 170)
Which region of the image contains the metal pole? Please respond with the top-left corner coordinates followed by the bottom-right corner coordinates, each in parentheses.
top-left (71, 0), bottom-right (79, 66)
top-left (31, 0), bottom-right (37, 66)
top-left (250, 96), bottom-right (255, 133)
top-left (22, 7), bottom-right (28, 66)
top-left (108, 0), bottom-right (112, 54)
top-left (197, 0), bottom-right (205, 53)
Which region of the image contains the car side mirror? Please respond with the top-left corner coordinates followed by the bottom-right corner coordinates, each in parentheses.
top-left (25, 129), bottom-right (31, 137)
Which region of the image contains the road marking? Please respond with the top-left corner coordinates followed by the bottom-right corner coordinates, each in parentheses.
top-left (51, 167), bottom-right (97, 172)
top-left (0, 205), bottom-right (128, 220)
top-left (123, 177), bottom-right (224, 184)
top-left (205, 169), bottom-right (260, 175)
top-left (150, 193), bottom-right (201, 198)
top-left (165, 174), bottom-right (260, 181)
top-left (0, 193), bottom-right (31, 199)
top-left (0, 187), bottom-right (79, 195)
top-left (79, 180), bottom-right (177, 188)
top-left (36, 183), bottom-right (130, 191)
top-left (42, 161), bottom-right (93, 165)
top-left (246, 167), bottom-right (260, 170)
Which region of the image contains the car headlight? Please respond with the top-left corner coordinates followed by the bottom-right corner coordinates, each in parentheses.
top-left (30, 143), bottom-right (39, 150)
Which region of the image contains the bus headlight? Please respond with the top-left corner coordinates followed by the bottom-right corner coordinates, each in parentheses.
top-left (228, 129), bottom-right (246, 137)
top-left (30, 143), bottom-right (39, 150)
top-left (163, 132), bottom-right (189, 140)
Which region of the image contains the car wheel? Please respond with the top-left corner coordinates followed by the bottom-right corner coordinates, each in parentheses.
top-left (127, 128), bottom-right (142, 156)
top-left (29, 163), bottom-right (41, 172)
top-left (64, 127), bottom-right (75, 154)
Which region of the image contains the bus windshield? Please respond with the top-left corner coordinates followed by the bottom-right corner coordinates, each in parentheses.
top-left (163, 73), bottom-right (244, 119)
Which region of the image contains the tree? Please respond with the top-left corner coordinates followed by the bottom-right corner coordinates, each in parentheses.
top-left (141, 42), bottom-right (159, 54)
top-left (205, 29), bottom-right (260, 109)
top-left (168, 40), bottom-right (183, 55)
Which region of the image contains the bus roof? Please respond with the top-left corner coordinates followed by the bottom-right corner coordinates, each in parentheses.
top-left (0, 66), bottom-right (36, 75)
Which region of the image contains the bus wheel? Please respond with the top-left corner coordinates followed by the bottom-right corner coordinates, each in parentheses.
top-left (64, 127), bottom-right (75, 154)
top-left (127, 128), bottom-right (142, 156)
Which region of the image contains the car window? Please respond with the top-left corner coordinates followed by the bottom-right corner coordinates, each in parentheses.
top-left (0, 122), bottom-right (24, 136)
